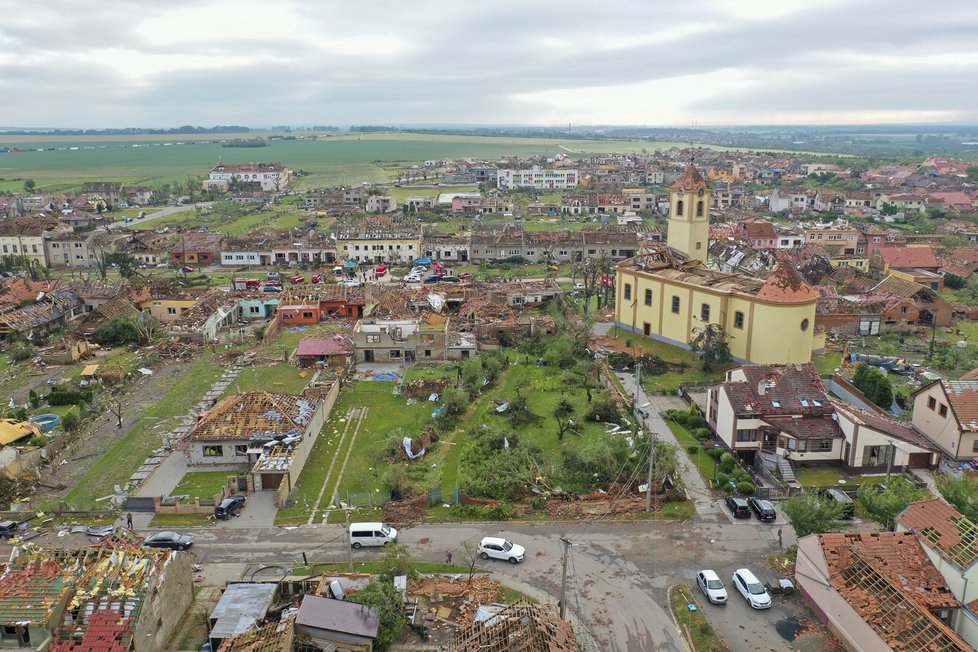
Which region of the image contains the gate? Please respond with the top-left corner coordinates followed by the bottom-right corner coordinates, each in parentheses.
top-left (123, 497), bottom-right (156, 513)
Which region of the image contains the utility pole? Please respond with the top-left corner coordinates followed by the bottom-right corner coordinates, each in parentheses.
top-left (884, 440), bottom-right (895, 485)
top-left (645, 438), bottom-right (655, 512)
top-left (559, 537), bottom-right (571, 620)
top-left (345, 509), bottom-right (353, 572)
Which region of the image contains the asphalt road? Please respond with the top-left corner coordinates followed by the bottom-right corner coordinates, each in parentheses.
top-left (144, 513), bottom-right (793, 652)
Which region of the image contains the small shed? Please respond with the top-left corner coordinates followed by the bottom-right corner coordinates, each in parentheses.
top-left (296, 336), bottom-right (353, 368)
top-left (208, 582), bottom-right (279, 651)
top-left (295, 594), bottom-right (379, 652)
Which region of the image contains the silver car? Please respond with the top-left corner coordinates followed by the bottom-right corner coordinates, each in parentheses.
top-left (696, 569), bottom-right (728, 604)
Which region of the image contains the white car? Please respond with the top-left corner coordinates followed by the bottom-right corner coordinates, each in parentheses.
top-left (696, 569), bottom-right (727, 605)
top-left (732, 568), bottom-right (771, 609)
top-left (404, 273), bottom-right (423, 283)
top-left (478, 536), bottom-right (525, 564)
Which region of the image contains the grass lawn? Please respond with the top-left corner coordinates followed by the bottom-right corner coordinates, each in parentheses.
top-left (663, 419), bottom-right (719, 485)
top-left (794, 467), bottom-right (873, 489)
top-left (274, 383), bottom-right (437, 524)
top-left (172, 471), bottom-right (237, 500)
top-left (402, 365), bottom-right (459, 383)
top-left (813, 351), bottom-right (843, 376)
top-left (220, 362), bottom-right (311, 397)
top-left (670, 583), bottom-right (729, 652)
top-left (607, 327), bottom-right (728, 393)
top-left (269, 321), bottom-right (350, 352)
top-left (65, 352), bottom-right (225, 509)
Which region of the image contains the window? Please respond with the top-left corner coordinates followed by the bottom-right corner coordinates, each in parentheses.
top-left (389, 350), bottom-right (401, 358)
top-left (366, 334), bottom-right (381, 343)
top-left (771, 400), bottom-right (781, 408)
top-left (643, 322), bottom-right (651, 336)
top-left (696, 201), bottom-right (704, 217)
top-left (235, 445), bottom-right (248, 456)
top-left (167, 307), bottom-right (177, 315)
top-left (671, 296), bottom-right (680, 314)
top-left (940, 404), bottom-right (948, 417)
top-left (249, 306), bottom-right (260, 314)
top-left (736, 429), bottom-right (756, 442)
top-left (425, 350), bottom-right (431, 357)
top-left (973, 440), bottom-right (978, 453)
top-left (644, 289), bottom-right (652, 306)
top-left (928, 396), bottom-right (937, 410)
top-left (700, 304), bottom-right (710, 322)
top-left (203, 445), bottom-right (224, 457)
top-left (734, 311), bottom-right (744, 329)
top-left (787, 439), bottom-right (807, 452)
top-left (676, 200), bottom-right (684, 216)
top-left (813, 439), bottom-right (834, 452)
top-left (801, 318), bottom-right (810, 331)
top-left (624, 283), bottom-right (632, 300)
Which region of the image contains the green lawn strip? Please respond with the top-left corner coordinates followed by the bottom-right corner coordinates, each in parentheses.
top-left (426, 499), bottom-right (693, 522)
top-left (605, 327), bottom-right (726, 393)
top-left (172, 471), bottom-right (236, 500)
top-left (663, 419), bottom-right (719, 485)
top-left (669, 583), bottom-right (729, 652)
top-left (149, 513), bottom-right (214, 528)
top-left (65, 352), bottom-right (224, 508)
top-left (402, 365), bottom-right (458, 383)
top-left (274, 384), bottom-right (436, 524)
top-left (220, 363), bottom-right (310, 397)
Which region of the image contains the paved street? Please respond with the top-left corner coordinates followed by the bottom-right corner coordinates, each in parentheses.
top-left (107, 202), bottom-right (214, 229)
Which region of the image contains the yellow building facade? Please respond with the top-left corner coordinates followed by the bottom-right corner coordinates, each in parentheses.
top-left (141, 298), bottom-right (200, 323)
top-left (616, 165), bottom-right (819, 365)
top-left (667, 166), bottom-right (711, 265)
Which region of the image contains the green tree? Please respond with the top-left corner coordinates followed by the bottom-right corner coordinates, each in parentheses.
top-left (651, 439), bottom-right (685, 492)
top-left (23, 179), bottom-right (35, 192)
top-left (378, 543), bottom-right (417, 580)
top-left (944, 273), bottom-right (966, 290)
top-left (689, 323), bottom-right (733, 372)
top-left (857, 476), bottom-right (928, 530)
top-left (852, 363), bottom-right (894, 409)
top-left (936, 475), bottom-right (978, 522)
top-left (966, 165), bottom-right (978, 183)
top-left (104, 252), bottom-right (140, 279)
top-left (507, 388), bottom-right (538, 427)
top-left (880, 202), bottom-right (898, 216)
top-left (553, 395), bottom-right (575, 441)
top-left (346, 581), bottom-right (408, 652)
top-left (782, 493), bottom-right (846, 537)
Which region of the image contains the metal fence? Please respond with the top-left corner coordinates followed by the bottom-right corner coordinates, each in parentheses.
top-left (427, 486), bottom-right (461, 507)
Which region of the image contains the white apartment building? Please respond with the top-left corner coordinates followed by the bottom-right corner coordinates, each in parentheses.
top-left (496, 168), bottom-right (578, 190)
top-left (203, 163), bottom-right (293, 192)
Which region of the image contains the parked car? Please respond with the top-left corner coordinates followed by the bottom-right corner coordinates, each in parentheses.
top-left (262, 285), bottom-right (283, 292)
top-left (215, 495), bottom-right (246, 520)
top-left (696, 569), bottom-right (728, 604)
top-left (439, 276), bottom-right (460, 283)
top-left (0, 520), bottom-right (19, 539)
top-left (573, 283), bottom-right (585, 290)
top-left (547, 264), bottom-right (559, 271)
top-left (819, 487), bottom-right (855, 519)
top-left (143, 531), bottom-right (194, 551)
top-left (404, 273), bottom-right (423, 283)
top-left (349, 522), bottom-right (398, 548)
top-left (423, 275), bottom-right (445, 284)
top-left (267, 272), bottom-right (281, 281)
top-left (311, 273), bottom-right (323, 283)
top-left (180, 266), bottom-right (195, 273)
top-left (725, 495), bottom-right (751, 519)
top-left (266, 278), bottom-right (282, 287)
top-left (338, 279), bottom-right (360, 287)
top-left (748, 497), bottom-right (777, 522)
top-left (375, 265), bottom-right (387, 275)
top-left (478, 536), bottom-right (525, 564)
top-left (732, 568), bottom-right (771, 609)
top-left (458, 272), bottom-right (473, 280)
top-left (289, 275), bottom-right (305, 284)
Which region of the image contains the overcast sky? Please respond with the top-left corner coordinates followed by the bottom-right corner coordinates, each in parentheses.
top-left (2, 0), bottom-right (977, 128)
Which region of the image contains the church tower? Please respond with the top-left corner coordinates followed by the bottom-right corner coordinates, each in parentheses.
top-left (667, 164), bottom-right (711, 264)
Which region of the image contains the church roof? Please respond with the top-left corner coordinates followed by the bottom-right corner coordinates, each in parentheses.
top-left (757, 264), bottom-right (820, 302)
top-left (671, 164), bottom-right (710, 193)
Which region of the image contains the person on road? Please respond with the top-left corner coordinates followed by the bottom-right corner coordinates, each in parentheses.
top-left (445, 551), bottom-right (453, 564)
top-left (126, 513), bottom-right (133, 529)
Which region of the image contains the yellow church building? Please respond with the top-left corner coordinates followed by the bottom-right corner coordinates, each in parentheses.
top-left (614, 166), bottom-right (822, 365)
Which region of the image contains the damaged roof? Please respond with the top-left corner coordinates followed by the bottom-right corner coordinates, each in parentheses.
top-left (722, 364), bottom-right (831, 416)
top-left (896, 499), bottom-right (978, 570)
top-left (185, 391), bottom-right (323, 443)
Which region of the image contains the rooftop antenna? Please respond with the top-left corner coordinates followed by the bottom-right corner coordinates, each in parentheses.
top-left (688, 121), bottom-right (697, 165)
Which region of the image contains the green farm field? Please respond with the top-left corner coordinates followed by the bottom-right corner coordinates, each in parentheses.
top-left (0, 131), bottom-right (735, 193)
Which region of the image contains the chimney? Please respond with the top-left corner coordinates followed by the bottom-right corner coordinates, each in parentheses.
top-left (757, 381), bottom-right (766, 396)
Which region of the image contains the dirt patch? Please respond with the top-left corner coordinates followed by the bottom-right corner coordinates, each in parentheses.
top-left (383, 495), bottom-right (429, 527)
top-left (34, 361), bottom-right (194, 501)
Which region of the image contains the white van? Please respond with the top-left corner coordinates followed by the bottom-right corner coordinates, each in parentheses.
top-left (349, 522), bottom-right (398, 549)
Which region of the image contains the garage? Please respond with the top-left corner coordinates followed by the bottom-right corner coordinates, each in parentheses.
top-left (908, 452), bottom-right (933, 469)
top-left (260, 473), bottom-right (284, 490)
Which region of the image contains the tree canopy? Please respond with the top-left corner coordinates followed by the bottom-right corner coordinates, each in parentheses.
top-left (852, 363), bottom-right (894, 410)
top-left (782, 493), bottom-right (847, 537)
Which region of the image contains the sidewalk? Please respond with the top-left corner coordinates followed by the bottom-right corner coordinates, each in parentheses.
top-left (616, 370), bottom-right (718, 520)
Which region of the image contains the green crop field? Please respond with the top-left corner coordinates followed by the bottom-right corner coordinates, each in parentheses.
top-left (0, 131), bottom-right (737, 193)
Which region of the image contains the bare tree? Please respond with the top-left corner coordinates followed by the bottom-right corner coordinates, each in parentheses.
top-left (460, 541), bottom-right (482, 585)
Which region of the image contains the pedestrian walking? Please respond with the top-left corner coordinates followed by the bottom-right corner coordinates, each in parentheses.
top-left (445, 551), bottom-right (453, 564)
top-left (126, 513), bottom-right (133, 530)
top-left (777, 527), bottom-right (783, 549)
